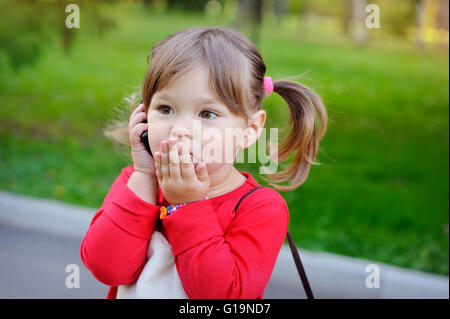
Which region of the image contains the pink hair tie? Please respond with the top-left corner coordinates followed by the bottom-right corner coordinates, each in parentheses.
top-left (263, 76), bottom-right (273, 95)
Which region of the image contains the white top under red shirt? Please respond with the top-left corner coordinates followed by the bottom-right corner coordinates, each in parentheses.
top-left (80, 165), bottom-right (289, 299)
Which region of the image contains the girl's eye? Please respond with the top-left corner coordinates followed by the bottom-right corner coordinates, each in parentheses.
top-left (200, 111), bottom-right (217, 119)
top-left (157, 105), bottom-right (217, 119)
top-left (158, 105), bottom-right (173, 114)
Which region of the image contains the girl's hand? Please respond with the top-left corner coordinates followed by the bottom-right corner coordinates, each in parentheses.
top-left (155, 138), bottom-right (210, 205)
top-left (129, 103), bottom-right (156, 177)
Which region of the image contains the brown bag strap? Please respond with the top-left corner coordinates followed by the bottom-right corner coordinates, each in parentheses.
top-left (286, 230), bottom-right (315, 299)
top-left (234, 186), bottom-right (314, 299)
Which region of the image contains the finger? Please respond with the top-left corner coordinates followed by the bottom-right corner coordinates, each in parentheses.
top-left (130, 103), bottom-right (145, 121)
top-left (154, 151), bottom-right (163, 182)
top-left (130, 122), bottom-right (148, 145)
top-left (178, 141), bottom-right (195, 180)
top-left (168, 138), bottom-right (181, 180)
top-left (196, 162), bottom-right (209, 183)
top-left (160, 140), bottom-right (170, 180)
top-left (129, 106), bottom-right (146, 131)
top-left (129, 111), bottom-right (147, 131)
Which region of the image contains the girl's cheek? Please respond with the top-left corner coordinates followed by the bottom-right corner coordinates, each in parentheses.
top-left (148, 126), bottom-right (165, 153)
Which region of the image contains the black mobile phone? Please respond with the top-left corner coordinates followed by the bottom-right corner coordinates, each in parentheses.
top-left (138, 100), bottom-right (153, 157)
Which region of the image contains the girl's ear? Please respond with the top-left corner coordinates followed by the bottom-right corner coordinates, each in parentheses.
top-left (241, 110), bottom-right (266, 149)
top-left (246, 127), bottom-right (257, 139)
top-left (238, 127), bottom-right (257, 150)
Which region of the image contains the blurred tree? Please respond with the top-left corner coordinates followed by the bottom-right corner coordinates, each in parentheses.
top-left (436, 0), bottom-right (449, 31)
top-left (436, 0), bottom-right (449, 49)
top-left (342, 0), bottom-right (352, 34)
top-left (274, 0), bottom-right (288, 26)
top-left (233, 0), bottom-right (264, 46)
top-left (166, 0), bottom-right (213, 12)
top-left (59, 0), bottom-right (75, 52)
top-left (377, 0), bottom-right (416, 37)
top-left (287, 0), bottom-right (310, 39)
top-left (143, 0), bottom-right (156, 6)
top-left (58, 0), bottom-right (116, 52)
top-left (0, 0), bottom-right (117, 69)
top-left (0, 0), bottom-right (54, 69)
top-left (415, 0), bottom-right (428, 50)
top-left (352, 0), bottom-right (367, 45)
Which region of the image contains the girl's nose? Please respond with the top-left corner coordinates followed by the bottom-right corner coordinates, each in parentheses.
top-left (170, 127), bottom-right (191, 140)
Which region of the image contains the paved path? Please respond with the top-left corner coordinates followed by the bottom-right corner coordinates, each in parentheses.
top-left (0, 222), bottom-right (108, 298)
top-left (0, 190), bottom-right (448, 299)
top-left (0, 222), bottom-right (304, 299)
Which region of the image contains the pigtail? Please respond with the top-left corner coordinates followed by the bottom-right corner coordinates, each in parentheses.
top-left (103, 90), bottom-right (141, 159)
top-left (260, 79), bottom-right (328, 192)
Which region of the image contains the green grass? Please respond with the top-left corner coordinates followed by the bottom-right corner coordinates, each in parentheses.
top-left (0, 2), bottom-right (448, 275)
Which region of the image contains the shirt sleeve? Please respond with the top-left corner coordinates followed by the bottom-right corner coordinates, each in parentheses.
top-left (79, 167), bottom-right (161, 287)
top-left (161, 193), bottom-right (289, 298)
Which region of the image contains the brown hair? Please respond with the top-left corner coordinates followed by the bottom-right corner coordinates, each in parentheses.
top-left (104, 26), bottom-right (328, 192)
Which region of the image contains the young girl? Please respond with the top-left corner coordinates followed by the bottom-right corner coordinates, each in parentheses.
top-left (80, 26), bottom-right (327, 299)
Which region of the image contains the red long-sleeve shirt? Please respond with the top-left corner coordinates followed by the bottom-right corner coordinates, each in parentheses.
top-left (80, 165), bottom-right (289, 299)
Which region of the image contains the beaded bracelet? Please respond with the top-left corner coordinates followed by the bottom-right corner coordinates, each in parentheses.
top-left (160, 196), bottom-right (209, 220)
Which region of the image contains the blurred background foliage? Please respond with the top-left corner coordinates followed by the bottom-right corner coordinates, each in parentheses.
top-left (0, 0), bottom-right (448, 275)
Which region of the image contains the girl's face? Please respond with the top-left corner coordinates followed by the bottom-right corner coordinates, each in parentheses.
top-left (147, 64), bottom-right (247, 172)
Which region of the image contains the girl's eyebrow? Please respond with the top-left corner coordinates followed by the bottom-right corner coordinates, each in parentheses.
top-left (156, 93), bottom-right (221, 106)
top-left (195, 97), bottom-right (221, 105)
